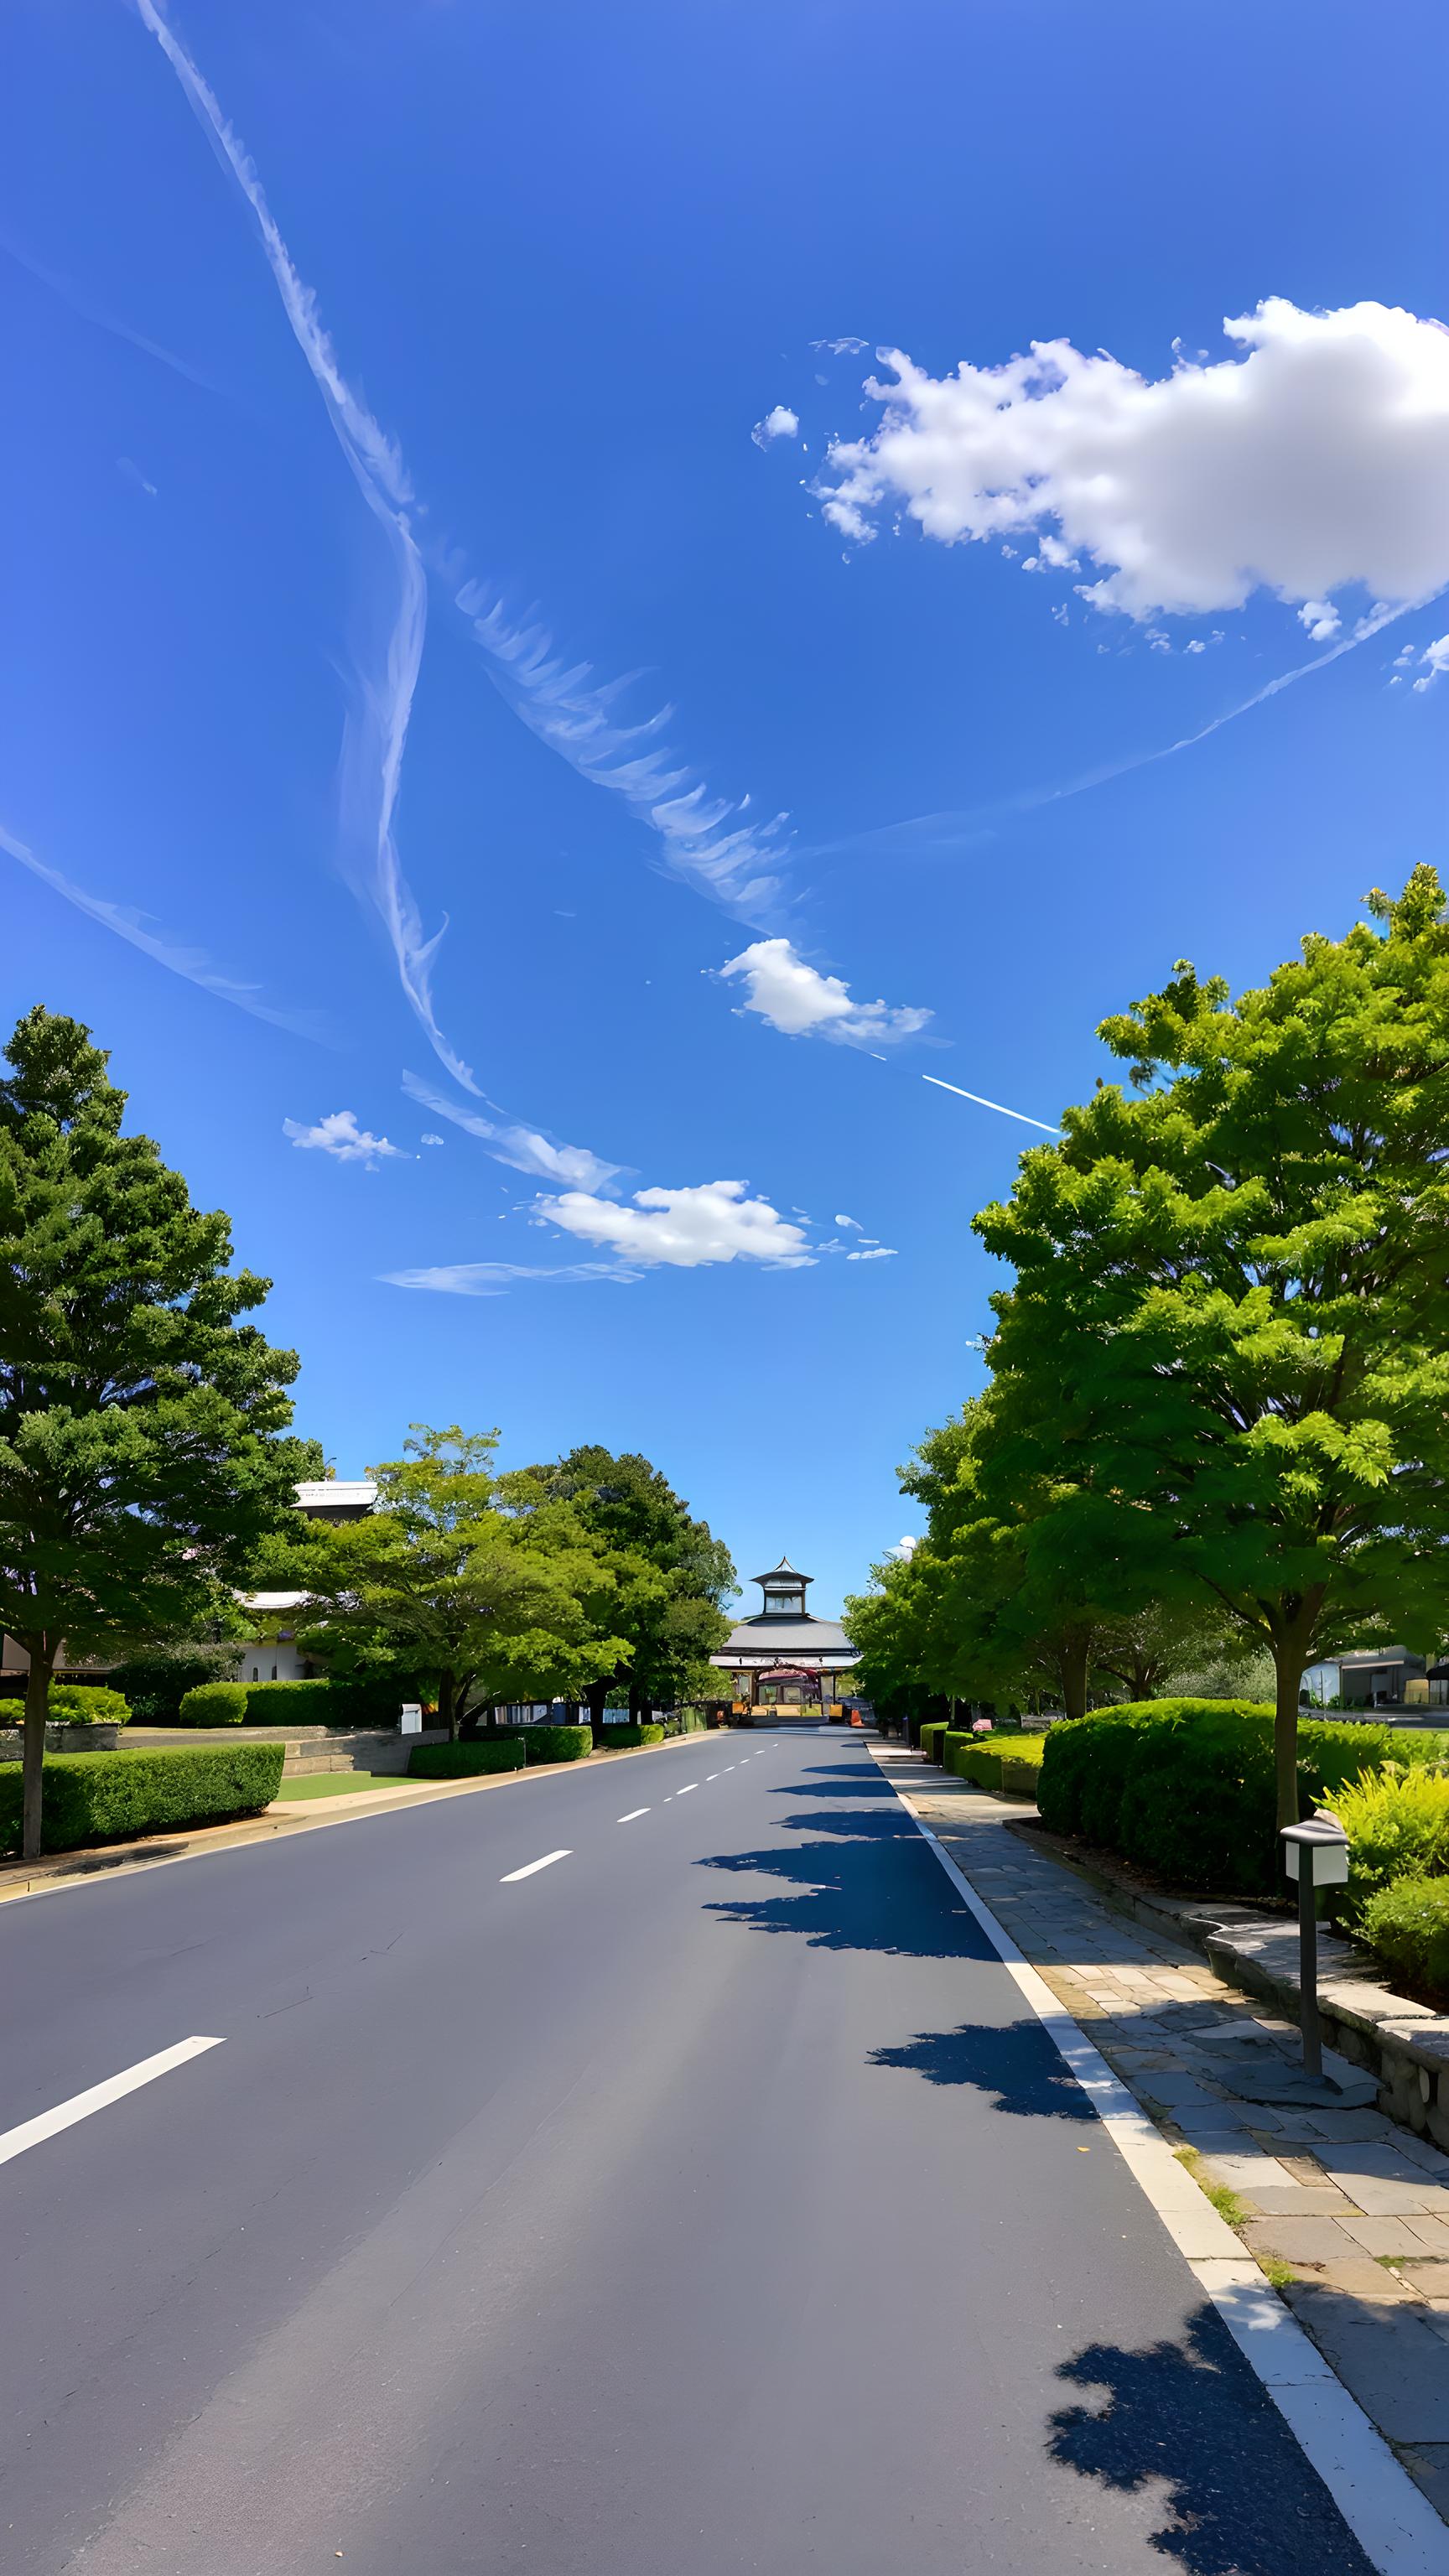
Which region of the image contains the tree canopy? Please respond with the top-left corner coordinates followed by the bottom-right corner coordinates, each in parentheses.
top-left (501, 1446), bottom-right (734, 1720)
top-left (0, 1006), bottom-right (304, 1855)
top-left (294, 1426), bottom-right (632, 1735)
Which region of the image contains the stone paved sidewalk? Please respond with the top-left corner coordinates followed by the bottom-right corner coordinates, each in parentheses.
top-left (875, 1742), bottom-right (1449, 2522)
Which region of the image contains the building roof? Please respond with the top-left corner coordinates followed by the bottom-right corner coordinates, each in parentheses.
top-left (714, 1614), bottom-right (856, 1659)
top-left (295, 1480), bottom-right (377, 1513)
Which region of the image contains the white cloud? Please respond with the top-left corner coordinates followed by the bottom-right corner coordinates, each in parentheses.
top-left (752, 404), bottom-right (800, 448)
top-left (284, 1109), bottom-right (403, 1167)
top-left (1298, 598), bottom-right (1342, 642)
top-left (888, 1534), bottom-right (919, 1561)
top-left (816, 299), bottom-right (1449, 626)
top-left (383, 1260), bottom-right (638, 1296)
top-left (402, 1070), bottom-right (619, 1190)
top-left (1414, 633), bottom-right (1449, 691)
top-left (847, 1244), bottom-right (897, 1261)
top-left (812, 337), bottom-right (868, 356)
top-left (719, 936), bottom-right (930, 1047)
top-left (420, 1132), bottom-right (444, 1145)
top-left (834, 1212), bottom-right (861, 1229)
top-left (537, 1178), bottom-right (815, 1270)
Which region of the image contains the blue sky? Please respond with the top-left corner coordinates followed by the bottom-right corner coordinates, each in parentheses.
top-left (5, 1), bottom-right (1447, 1614)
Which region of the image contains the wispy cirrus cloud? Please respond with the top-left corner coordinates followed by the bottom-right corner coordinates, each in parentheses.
top-left (383, 1259), bottom-right (641, 1296)
top-left (401, 1069), bottom-right (620, 1191)
top-left (1, 229), bottom-right (223, 397)
top-left (133, 0), bottom-right (474, 1093)
top-left (2, 819), bottom-right (325, 1041)
top-left (454, 588), bottom-right (793, 926)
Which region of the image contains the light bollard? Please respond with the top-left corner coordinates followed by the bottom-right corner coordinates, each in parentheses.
top-left (1280, 1810), bottom-right (1351, 2081)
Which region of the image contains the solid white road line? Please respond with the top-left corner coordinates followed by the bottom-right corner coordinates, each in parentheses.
top-left (617, 1809), bottom-right (650, 1823)
top-left (501, 1849), bottom-right (572, 1883)
top-left (675, 1783), bottom-right (699, 1796)
top-left (0, 2037), bottom-right (225, 2170)
top-left (877, 1760), bottom-right (1446, 2576)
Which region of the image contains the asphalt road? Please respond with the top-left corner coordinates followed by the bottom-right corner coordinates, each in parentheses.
top-left (1, 1728), bottom-right (1374, 2575)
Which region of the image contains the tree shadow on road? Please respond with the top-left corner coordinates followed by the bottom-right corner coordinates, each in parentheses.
top-left (868, 2022), bottom-right (1096, 2119)
top-left (699, 1836), bottom-right (993, 1962)
top-left (770, 1808), bottom-right (917, 1840)
top-left (1046, 2304), bottom-right (1376, 2574)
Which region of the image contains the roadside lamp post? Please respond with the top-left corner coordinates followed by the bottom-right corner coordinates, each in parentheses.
top-left (1280, 1810), bottom-right (1351, 2081)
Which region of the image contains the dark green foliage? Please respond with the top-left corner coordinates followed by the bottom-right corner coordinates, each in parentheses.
top-left (1036, 1700), bottom-right (1441, 1893)
top-left (595, 1722), bottom-right (665, 1748)
top-left (1359, 1877), bottom-right (1449, 2002)
top-left (47, 1684), bottom-right (131, 1726)
top-left (179, 1680), bottom-right (249, 1726)
top-left (489, 1724), bottom-right (593, 1765)
top-left (920, 1721), bottom-right (951, 1763)
top-left (952, 1740), bottom-right (1003, 1788)
top-left (0, 1742), bottom-right (284, 1856)
top-left (106, 1642), bottom-right (238, 1722)
top-left (408, 1741), bottom-right (525, 1779)
top-left (241, 1677), bottom-right (421, 1728)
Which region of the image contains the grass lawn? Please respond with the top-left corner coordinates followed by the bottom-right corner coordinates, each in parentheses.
top-left (273, 1773), bottom-right (405, 1802)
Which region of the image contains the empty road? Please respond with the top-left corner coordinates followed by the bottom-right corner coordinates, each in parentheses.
top-left (1, 1729), bottom-right (1372, 2573)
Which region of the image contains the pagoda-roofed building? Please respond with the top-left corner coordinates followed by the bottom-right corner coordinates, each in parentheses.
top-left (709, 1557), bottom-right (861, 1723)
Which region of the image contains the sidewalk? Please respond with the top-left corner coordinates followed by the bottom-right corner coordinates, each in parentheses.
top-left (875, 1742), bottom-right (1449, 2527)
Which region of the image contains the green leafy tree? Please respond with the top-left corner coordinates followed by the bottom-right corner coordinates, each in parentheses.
top-left (977, 867), bottom-right (1449, 1826)
top-left (297, 1426), bottom-right (630, 1735)
top-left (0, 1008), bottom-right (304, 1857)
top-left (502, 1446), bottom-right (734, 1722)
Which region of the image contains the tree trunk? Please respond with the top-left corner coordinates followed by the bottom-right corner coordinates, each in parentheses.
top-left (439, 1672), bottom-right (460, 1742)
top-left (1272, 1636), bottom-right (1306, 1834)
top-left (1058, 1633), bottom-right (1091, 1724)
top-left (584, 1678), bottom-right (610, 1737)
top-left (22, 1640), bottom-right (55, 1864)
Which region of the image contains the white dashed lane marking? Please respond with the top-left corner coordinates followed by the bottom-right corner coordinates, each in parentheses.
top-left (501, 1850), bottom-right (572, 1883)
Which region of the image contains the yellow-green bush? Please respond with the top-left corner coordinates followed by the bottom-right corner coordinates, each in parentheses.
top-left (1360, 1877), bottom-right (1449, 1999)
top-left (1333, 1765), bottom-right (1449, 1923)
top-left (48, 1685), bottom-right (132, 1727)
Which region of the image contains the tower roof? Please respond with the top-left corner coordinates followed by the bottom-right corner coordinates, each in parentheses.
top-left (751, 1555), bottom-right (811, 1588)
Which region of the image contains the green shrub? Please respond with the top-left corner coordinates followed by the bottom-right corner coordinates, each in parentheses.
top-left (1332, 1767), bottom-right (1449, 1923)
top-left (48, 1685), bottom-right (131, 1727)
top-left (489, 1724), bottom-right (592, 1766)
top-left (1360, 1876), bottom-right (1449, 2001)
top-left (920, 1721), bottom-right (951, 1764)
top-left (106, 1644), bottom-right (237, 1722)
top-left (1001, 1743), bottom-right (1046, 1799)
top-left (408, 1742), bottom-right (525, 1779)
top-left (179, 1680), bottom-right (249, 1727)
top-left (951, 1739), bottom-right (1002, 1788)
top-left (0, 1742), bottom-right (285, 1857)
top-left (595, 1722), bottom-right (666, 1748)
top-left (242, 1676), bottom-right (428, 1729)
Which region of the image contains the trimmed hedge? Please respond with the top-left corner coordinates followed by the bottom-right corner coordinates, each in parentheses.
top-left (595, 1722), bottom-right (666, 1748)
top-left (408, 1741), bottom-right (525, 1779)
top-left (179, 1680), bottom-right (249, 1726)
top-left (178, 1679), bottom-right (247, 1721)
top-left (488, 1724), bottom-right (593, 1766)
top-left (242, 1678), bottom-right (426, 1728)
top-left (48, 1685), bottom-right (132, 1727)
top-left (1036, 1701), bottom-right (1449, 1896)
top-left (0, 1742), bottom-right (285, 1857)
top-left (920, 1721), bottom-right (951, 1764)
top-left (1361, 1876), bottom-right (1449, 1999)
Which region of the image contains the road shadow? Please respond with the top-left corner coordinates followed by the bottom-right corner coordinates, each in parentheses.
top-left (771, 1808), bottom-right (917, 1841)
top-left (700, 1836), bottom-right (994, 1962)
top-left (869, 2022), bottom-right (1096, 2120)
top-left (1047, 2304), bottom-right (1376, 2573)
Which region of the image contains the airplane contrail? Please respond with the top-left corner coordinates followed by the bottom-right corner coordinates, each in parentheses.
top-left (922, 1072), bottom-right (1060, 1135)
